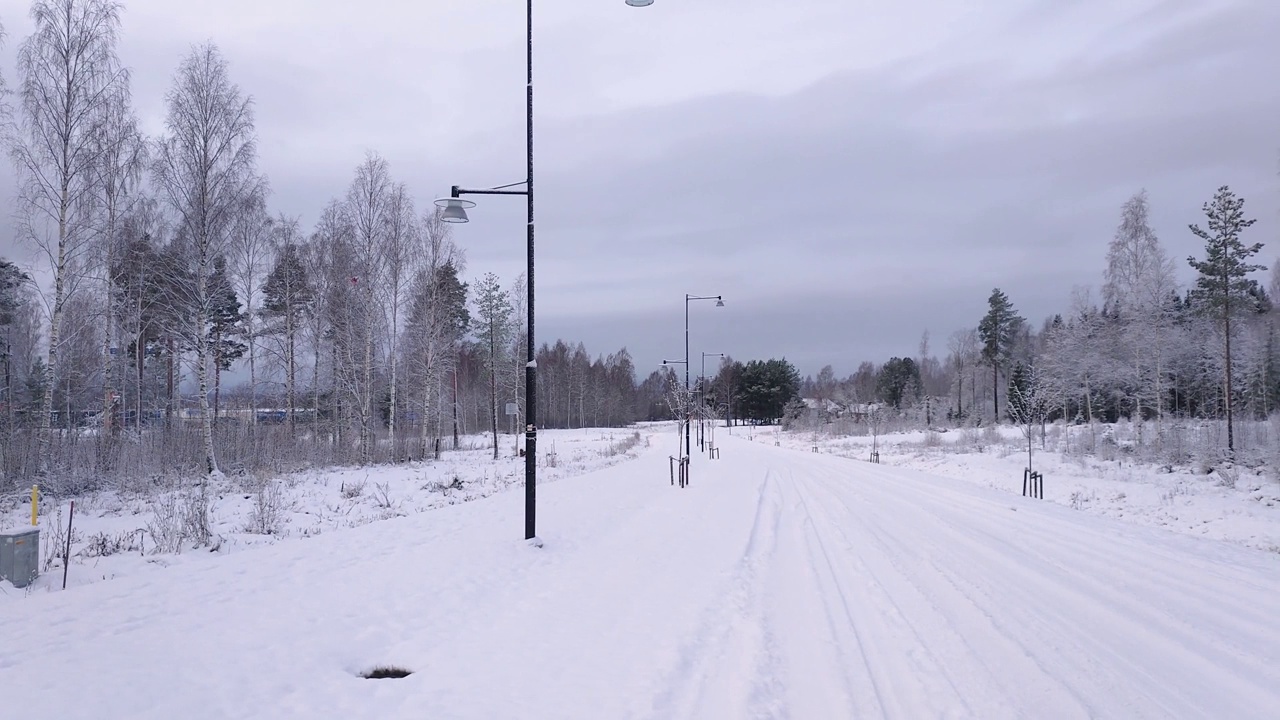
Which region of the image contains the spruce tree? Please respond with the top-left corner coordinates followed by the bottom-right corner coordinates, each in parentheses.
top-left (1187, 185), bottom-right (1265, 455)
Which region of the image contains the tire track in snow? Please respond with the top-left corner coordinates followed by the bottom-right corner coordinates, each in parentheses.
top-left (797, 463), bottom-right (1096, 718)
top-left (841, 480), bottom-right (1195, 718)
top-left (843, 459), bottom-right (1280, 706)
top-left (852, 460), bottom-right (1277, 623)
top-left (778, 468), bottom-right (903, 717)
top-left (795, 452), bottom-right (1279, 718)
top-left (784, 466), bottom-right (992, 719)
top-left (638, 470), bottom-right (788, 720)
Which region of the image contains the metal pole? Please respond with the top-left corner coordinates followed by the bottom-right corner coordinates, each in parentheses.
top-left (524, 0), bottom-right (537, 541)
top-left (684, 295), bottom-right (690, 461)
top-left (700, 353), bottom-right (706, 452)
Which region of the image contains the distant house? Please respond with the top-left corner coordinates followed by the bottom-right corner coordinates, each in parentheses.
top-left (799, 397), bottom-right (843, 423)
top-left (844, 403), bottom-right (883, 422)
top-left (795, 398), bottom-right (888, 425)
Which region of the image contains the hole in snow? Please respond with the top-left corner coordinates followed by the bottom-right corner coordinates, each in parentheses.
top-left (360, 665), bottom-right (413, 679)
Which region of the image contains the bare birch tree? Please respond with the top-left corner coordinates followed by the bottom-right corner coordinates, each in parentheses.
top-left (946, 327), bottom-right (979, 422)
top-left (382, 182), bottom-right (418, 457)
top-left (9, 0), bottom-right (128, 473)
top-left (151, 43), bottom-right (261, 476)
top-left (90, 83), bottom-right (144, 466)
top-left (228, 190), bottom-right (272, 430)
top-left (303, 203), bottom-right (346, 451)
top-left (507, 273), bottom-right (527, 436)
top-left (342, 153), bottom-right (391, 465)
top-left (407, 208), bottom-right (465, 459)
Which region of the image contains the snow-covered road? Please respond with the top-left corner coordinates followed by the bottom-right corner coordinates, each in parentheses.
top-left (4, 432), bottom-right (1279, 719)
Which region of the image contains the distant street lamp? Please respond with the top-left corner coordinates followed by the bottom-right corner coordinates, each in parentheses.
top-left (699, 352), bottom-right (724, 451)
top-left (683, 294), bottom-right (723, 461)
top-left (434, 0), bottom-right (653, 543)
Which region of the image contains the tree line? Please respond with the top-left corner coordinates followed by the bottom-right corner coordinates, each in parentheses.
top-left (0, 0), bottom-right (659, 493)
top-left (798, 187), bottom-right (1277, 460)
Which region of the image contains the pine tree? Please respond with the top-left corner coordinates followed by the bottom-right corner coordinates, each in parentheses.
top-left (405, 260), bottom-right (469, 454)
top-left (261, 241), bottom-right (313, 432)
top-left (473, 273), bottom-right (513, 459)
top-left (875, 357), bottom-right (920, 410)
top-left (25, 357), bottom-right (48, 429)
top-left (978, 288), bottom-right (1024, 421)
top-left (736, 359), bottom-right (801, 423)
top-left (1187, 185), bottom-right (1264, 455)
top-left (208, 256), bottom-right (247, 425)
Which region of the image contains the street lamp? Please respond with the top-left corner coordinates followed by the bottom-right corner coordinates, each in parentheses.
top-left (684, 294), bottom-right (723, 462)
top-left (699, 352), bottom-right (724, 451)
top-left (435, 0), bottom-right (653, 543)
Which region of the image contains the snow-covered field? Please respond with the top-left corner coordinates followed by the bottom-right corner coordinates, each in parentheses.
top-left (0, 427), bottom-right (647, 603)
top-left (4, 426), bottom-right (1279, 718)
top-left (764, 422), bottom-right (1280, 553)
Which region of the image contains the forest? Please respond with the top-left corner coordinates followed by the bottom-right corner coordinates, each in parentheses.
top-left (794, 189), bottom-right (1278, 464)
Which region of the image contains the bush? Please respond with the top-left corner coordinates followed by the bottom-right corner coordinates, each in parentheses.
top-left (601, 431), bottom-right (642, 458)
top-left (246, 479), bottom-right (286, 535)
top-left (83, 530), bottom-right (143, 558)
top-left (340, 478), bottom-right (366, 499)
top-left (146, 482), bottom-right (214, 554)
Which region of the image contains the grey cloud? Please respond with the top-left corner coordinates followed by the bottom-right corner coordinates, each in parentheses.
top-left (0, 0), bottom-right (1275, 380)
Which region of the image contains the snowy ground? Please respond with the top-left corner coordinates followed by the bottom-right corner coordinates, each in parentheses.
top-left (0, 427), bottom-right (647, 602)
top-left (3, 430), bottom-right (1279, 718)
top-left (762, 422), bottom-right (1280, 553)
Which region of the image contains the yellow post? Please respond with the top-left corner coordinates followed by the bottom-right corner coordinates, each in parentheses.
top-left (31, 484), bottom-right (38, 525)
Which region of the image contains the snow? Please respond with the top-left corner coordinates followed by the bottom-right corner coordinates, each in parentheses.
top-left (0, 427), bottom-right (648, 601)
top-left (3, 428), bottom-right (1279, 718)
top-left (771, 422), bottom-right (1280, 552)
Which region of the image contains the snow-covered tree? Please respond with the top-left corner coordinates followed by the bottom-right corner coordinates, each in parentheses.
top-left (342, 153), bottom-right (391, 465)
top-left (152, 43), bottom-right (261, 475)
top-left (1103, 191), bottom-right (1178, 434)
top-left (228, 192), bottom-right (273, 428)
top-left (382, 182), bottom-right (418, 455)
top-left (11, 0), bottom-right (129, 473)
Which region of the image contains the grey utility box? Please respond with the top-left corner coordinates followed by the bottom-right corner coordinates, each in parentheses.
top-left (0, 528), bottom-right (39, 588)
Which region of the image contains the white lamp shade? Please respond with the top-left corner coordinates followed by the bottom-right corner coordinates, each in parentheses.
top-left (625, 0), bottom-right (654, 6)
top-left (434, 196), bottom-right (476, 224)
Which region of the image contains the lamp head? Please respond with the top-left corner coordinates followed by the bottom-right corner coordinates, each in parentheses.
top-left (434, 195), bottom-right (475, 224)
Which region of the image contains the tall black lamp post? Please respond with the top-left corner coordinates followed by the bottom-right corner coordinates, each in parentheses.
top-left (435, 0), bottom-right (653, 542)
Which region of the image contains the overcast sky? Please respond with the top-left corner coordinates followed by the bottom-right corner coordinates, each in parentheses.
top-left (1, 0), bottom-right (1277, 379)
